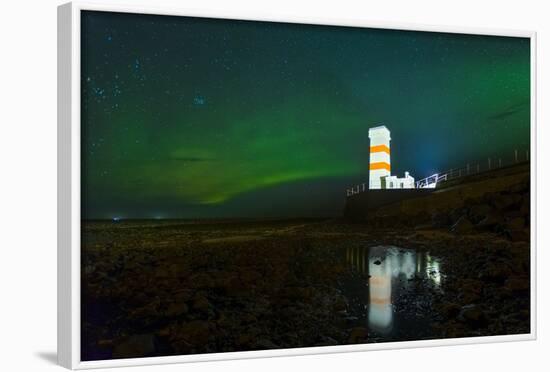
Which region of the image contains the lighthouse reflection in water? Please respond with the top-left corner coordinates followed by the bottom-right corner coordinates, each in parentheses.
top-left (346, 246), bottom-right (442, 336)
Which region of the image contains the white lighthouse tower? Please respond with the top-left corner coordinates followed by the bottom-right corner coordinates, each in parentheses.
top-left (367, 125), bottom-right (415, 189)
top-left (368, 126), bottom-right (392, 189)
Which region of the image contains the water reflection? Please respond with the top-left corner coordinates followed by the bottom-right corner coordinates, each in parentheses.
top-left (346, 246), bottom-right (442, 336)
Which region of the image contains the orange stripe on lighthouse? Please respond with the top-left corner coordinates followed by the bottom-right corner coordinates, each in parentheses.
top-left (369, 162), bottom-right (391, 171)
top-left (370, 144), bottom-right (390, 154)
top-left (370, 297), bottom-right (391, 305)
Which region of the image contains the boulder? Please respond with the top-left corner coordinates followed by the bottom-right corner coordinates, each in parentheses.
top-left (178, 320), bottom-right (210, 345)
top-left (449, 208), bottom-right (468, 225)
top-left (458, 305), bottom-right (488, 327)
top-left (482, 264), bottom-right (511, 283)
top-left (506, 217), bottom-right (525, 231)
top-left (506, 229), bottom-right (530, 242)
top-left (236, 333), bottom-right (255, 347)
top-left (431, 210), bottom-right (451, 227)
top-left (348, 327), bottom-right (368, 343)
top-left (492, 193), bottom-right (523, 211)
top-left (438, 302), bottom-right (461, 319)
top-left (255, 338), bottom-right (279, 349)
top-left (468, 204), bottom-right (493, 224)
top-left (504, 277), bottom-right (529, 293)
top-left (476, 212), bottom-right (503, 231)
top-left (192, 293), bottom-right (212, 313)
top-left (165, 302), bottom-right (188, 317)
top-left (460, 279), bottom-right (484, 303)
top-left (451, 215), bottom-right (474, 234)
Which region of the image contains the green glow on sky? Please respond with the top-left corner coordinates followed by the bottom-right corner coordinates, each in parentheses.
top-left (81, 11), bottom-right (530, 218)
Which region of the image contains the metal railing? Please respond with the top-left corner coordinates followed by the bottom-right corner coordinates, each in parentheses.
top-left (346, 148), bottom-right (529, 196)
top-left (416, 173), bottom-right (447, 189)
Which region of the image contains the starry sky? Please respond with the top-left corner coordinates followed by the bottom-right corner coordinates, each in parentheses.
top-left (81, 11), bottom-right (530, 219)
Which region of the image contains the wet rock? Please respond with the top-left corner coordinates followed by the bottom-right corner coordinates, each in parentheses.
top-left (344, 316), bottom-right (359, 326)
top-left (165, 302), bottom-right (188, 317)
top-left (237, 333), bottom-right (255, 347)
top-left (173, 289), bottom-right (193, 303)
top-left (460, 279), bottom-right (484, 303)
top-left (506, 217), bottom-right (525, 230)
top-left (476, 212), bottom-right (503, 231)
top-left (348, 327), bottom-right (368, 343)
top-left (482, 264), bottom-right (511, 283)
top-left (241, 312), bottom-right (257, 324)
top-left (154, 267), bottom-right (173, 280)
top-left (189, 273), bottom-right (216, 289)
top-left (240, 269), bottom-right (262, 285)
top-left (157, 326), bottom-right (171, 338)
top-left (332, 296), bottom-right (347, 311)
top-left (178, 320), bottom-right (210, 345)
top-left (129, 300), bottom-right (161, 321)
top-left (458, 305), bottom-right (487, 327)
top-left (504, 277), bottom-right (529, 293)
top-left (451, 215), bottom-right (474, 234)
top-left (220, 275), bottom-right (247, 296)
top-left (112, 334), bottom-right (155, 358)
top-left (449, 208), bottom-right (468, 225)
top-left (491, 193), bottom-right (523, 211)
top-left (133, 292), bottom-right (149, 305)
top-left (255, 338), bottom-right (279, 349)
top-left (506, 229), bottom-right (529, 242)
top-left (280, 286), bottom-right (314, 301)
top-left (192, 293), bottom-right (212, 313)
top-left (438, 302), bottom-right (461, 319)
top-left (468, 204), bottom-right (493, 224)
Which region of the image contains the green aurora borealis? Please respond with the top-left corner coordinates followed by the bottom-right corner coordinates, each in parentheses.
top-left (81, 11), bottom-right (530, 219)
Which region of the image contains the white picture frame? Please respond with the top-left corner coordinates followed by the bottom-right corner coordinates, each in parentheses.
top-left (58, 1), bottom-right (537, 369)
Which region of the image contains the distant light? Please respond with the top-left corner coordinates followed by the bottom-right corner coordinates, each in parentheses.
top-left (112, 217), bottom-right (121, 222)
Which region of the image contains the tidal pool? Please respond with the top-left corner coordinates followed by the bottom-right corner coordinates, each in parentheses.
top-left (344, 245), bottom-right (444, 342)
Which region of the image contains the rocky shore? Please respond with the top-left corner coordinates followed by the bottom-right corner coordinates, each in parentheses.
top-left (360, 172), bottom-right (531, 338)
top-left (82, 220), bottom-right (354, 360)
top-left (82, 175), bottom-right (530, 360)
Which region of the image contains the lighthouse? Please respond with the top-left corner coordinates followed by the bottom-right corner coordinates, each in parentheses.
top-left (368, 125), bottom-right (415, 189)
top-left (368, 126), bottom-right (392, 189)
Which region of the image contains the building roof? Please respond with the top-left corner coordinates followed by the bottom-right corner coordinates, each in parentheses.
top-left (368, 125), bottom-right (390, 137)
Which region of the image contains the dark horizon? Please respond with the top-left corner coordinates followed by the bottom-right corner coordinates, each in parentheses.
top-left (81, 11), bottom-right (530, 220)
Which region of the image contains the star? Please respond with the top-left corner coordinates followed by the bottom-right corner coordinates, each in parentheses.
top-left (193, 96), bottom-right (206, 106)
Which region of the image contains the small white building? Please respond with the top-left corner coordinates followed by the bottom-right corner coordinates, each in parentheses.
top-left (368, 125), bottom-right (415, 190)
top-left (383, 171), bottom-right (415, 189)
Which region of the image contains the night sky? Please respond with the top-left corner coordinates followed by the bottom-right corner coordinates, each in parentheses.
top-left (81, 11), bottom-right (530, 219)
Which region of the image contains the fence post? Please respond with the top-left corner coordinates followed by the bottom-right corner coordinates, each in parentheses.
top-left (477, 163), bottom-right (480, 173)
top-left (467, 163), bottom-right (470, 175)
top-left (526, 150), bottom-right (529, 161)
top-left (488, 157), bottom-right (491, 170)
top-left (499, 158), bottom-right (502, 168)
top-left (515, 149), bottom-right (518, 163)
